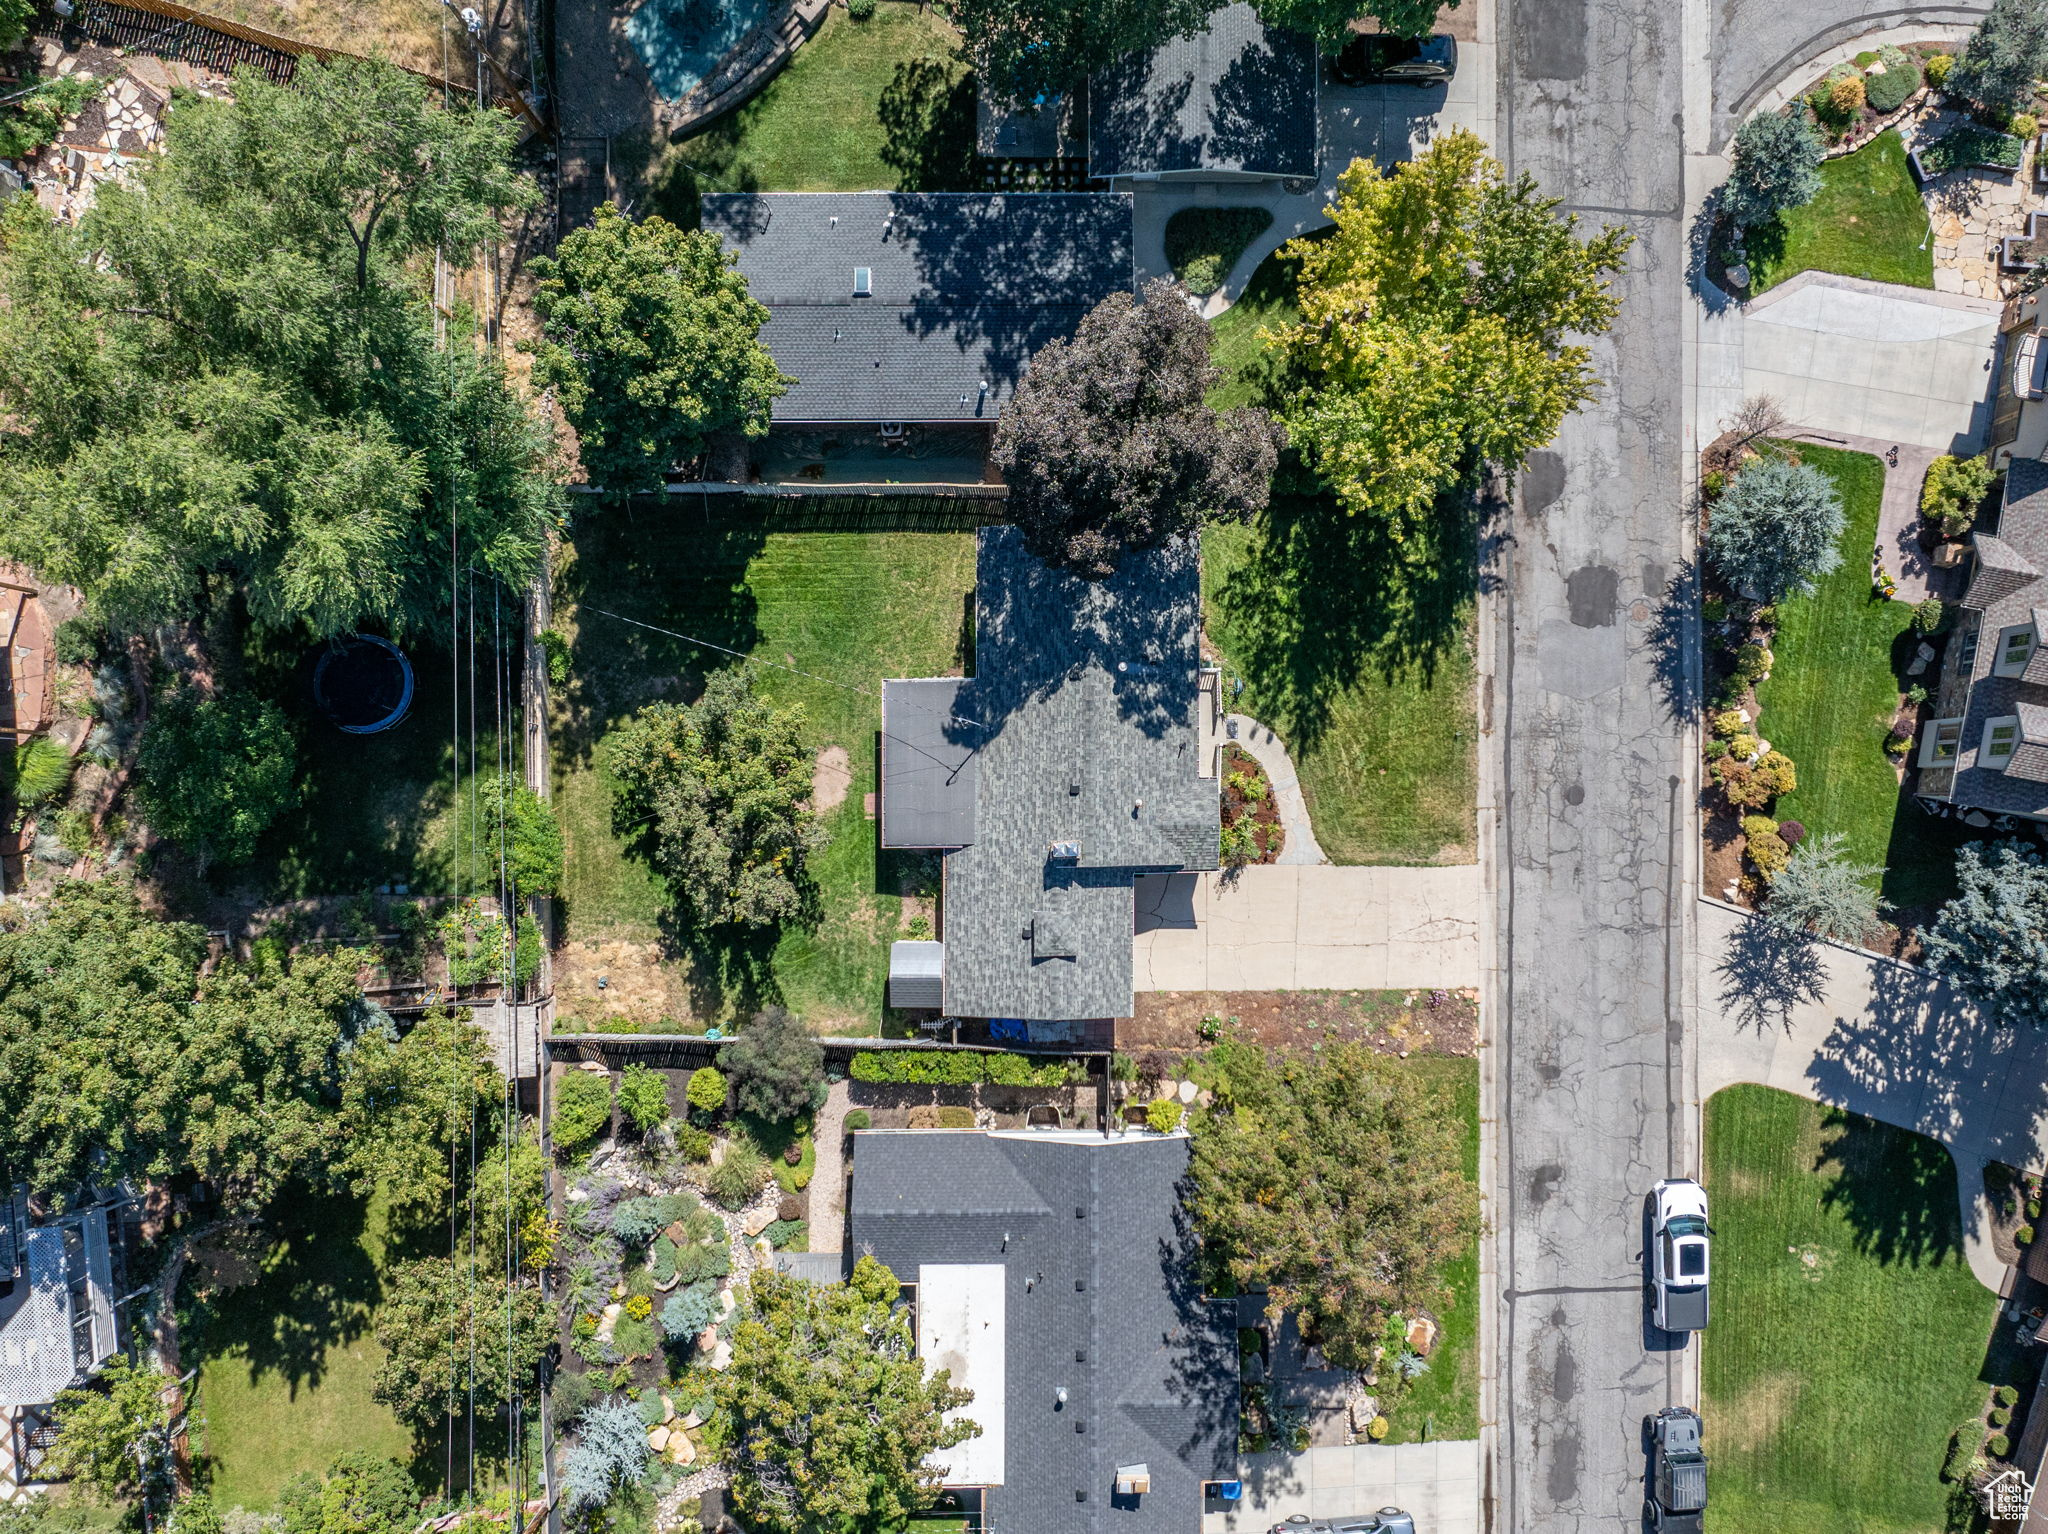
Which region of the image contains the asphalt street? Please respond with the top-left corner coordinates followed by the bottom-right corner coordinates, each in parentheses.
top-left (1488, 0), bottom-right (1696, 1522)
top-left (1488, 0), bottom-right (2000, 1528)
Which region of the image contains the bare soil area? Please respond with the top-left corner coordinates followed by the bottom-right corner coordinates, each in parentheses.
top-left (1124, 988), bottom-right (1479, 1059)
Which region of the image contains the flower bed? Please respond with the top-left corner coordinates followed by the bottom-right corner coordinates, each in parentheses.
top-left (1220, 743), bottom-right (1283, 866)
top-left (1911, 125), bottom-right (2024, 180)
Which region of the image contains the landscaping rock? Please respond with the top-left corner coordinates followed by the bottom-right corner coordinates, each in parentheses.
top-left (1177, 1079), bottom-right (1198, 1104)
top-left (577, 1060), bottom-right (607, 1073)
top-left (742, 1206), bottom-right (776, 1238)
top-left (596, 1303), bottom-right (621, 1343)
top-left (711, 1338), bottom-right (733, 1370)
top-left (720, 1286), bottom-right (737, 1316)
top-left (668, 1433), bottom-right (696, 1466)
top-left (660, 1394), bottom-right (676, 1421)
top-left (1406, 1314), bottom-right (1439, 1355)
top-left (1725, 262), bottom-right (1750, 289)
top-left (681, 1409), bottom-right (705, 1431)
top-left (697, 1324), bottom-right (719, 1352)
top-left (648, 1426), bottom-right (670, 1452)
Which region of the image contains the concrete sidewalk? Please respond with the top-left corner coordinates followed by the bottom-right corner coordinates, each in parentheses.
top-left (1201, 1440), bottom-right (1480, 1533)
top-left (1133, 866), bottom-right (1482, 991)
top-left (1223, 713), bottom-right (1327, 866)
top-left (1696, 896), bottom-right (2048, 1289)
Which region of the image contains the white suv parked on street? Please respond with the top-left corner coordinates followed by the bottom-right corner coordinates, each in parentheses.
top-left (1650, 1178), bottom-right (1710, 1332)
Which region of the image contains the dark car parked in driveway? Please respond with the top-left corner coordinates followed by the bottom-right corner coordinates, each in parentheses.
top-left (1329, 33), bottom-right (1457, 86)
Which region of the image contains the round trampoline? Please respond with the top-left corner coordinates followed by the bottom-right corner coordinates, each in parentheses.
top-left (313, 635), bottom-right (415, 735)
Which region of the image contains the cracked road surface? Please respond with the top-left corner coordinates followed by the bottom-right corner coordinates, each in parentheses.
top-left (1489, 0), bottom-right (1698, 1520)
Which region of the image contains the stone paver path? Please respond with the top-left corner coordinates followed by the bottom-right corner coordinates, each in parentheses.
top-left (1223, 713), bottom-right (1327, 865)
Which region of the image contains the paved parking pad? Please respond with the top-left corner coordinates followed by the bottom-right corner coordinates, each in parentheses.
top-left (1132, 866), bottom-right (1482, 991)
top-left (1202, 1440), bottom-right (1482, 1533)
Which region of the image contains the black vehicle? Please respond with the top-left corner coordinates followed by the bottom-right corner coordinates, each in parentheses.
top-left (1646, 1408), bottom-right (1708, 1533)
top-left (1329, 33), bottom-right (1458, 87)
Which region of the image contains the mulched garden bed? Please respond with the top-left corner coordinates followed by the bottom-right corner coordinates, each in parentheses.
top-left (1223, 742), bottom-right (1284, 864)
top-left (1124, 987), bottom-right (1479, 1058)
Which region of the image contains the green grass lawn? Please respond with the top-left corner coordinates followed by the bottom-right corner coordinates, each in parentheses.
top-left (551, 499), bottom-right (978, 1031)
top-left (1203, 238), bottom-right (1477, 866)
top-left (1381, 1054), bottom-right (1478, 1442)
top-left (1703, 1085), bottom-right (2018, 1532)
top-left (656, 3), bottom-right (975, 207)
top-left (1747, 131), bottom-right (1933, 294)
top-left (1753, 443), bottom-right (1972, 913)
top-left (187, 1187), bottom-right (414, 1509)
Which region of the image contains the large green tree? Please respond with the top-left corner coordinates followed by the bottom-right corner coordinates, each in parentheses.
top-left (716, 1256), bottom-right (975, 1534)
top-left (1251, 0), bottom-right (1461, 47)
top-left (371, 1256), bottom-right (552, 1437)
top-left (603, 669), bottom-right (825, 931)
top-left (0, 880), bottom-right (366, 1209)
top-left (1948, 0), bottom-right (2048, 114)
top-left (954, 0), bottom-right (1217, 99)
top-left (1186, 1040), bottom-right (1476, 1369)
top-left (1275, 131), bottom-right (1630, 546)
top-left (528, 203), bottom-right (789, 496)
top-left (0, 59), bottom-right (558, 641)
top-left (1922, 842), bottom-right (2048, 1027)
top-left (335, 1009), bottom-right (500, 1238)
top-left (278, 1452), bottom-right (419, 1534)
top-left (134, 686), bottom-right (300, 865)
top-left (48, 1357), bottom-right (175, 1508)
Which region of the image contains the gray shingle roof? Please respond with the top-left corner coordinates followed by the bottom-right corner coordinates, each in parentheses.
top-left (1088, 4), bottom-right (1319, 179)
top-left (700, 193), bottom-right (1134, 424)
top-left (0, 1209), bottom-right (115, 1409)
top-left (937, 528), bottom-right (1217, 1021)
top-left (1938, 461), bottom-right (2048, 816)
top-left (882, 677), bottom-right (980, 849)
top-left (849, 1131), bottom-right (1238, 1534)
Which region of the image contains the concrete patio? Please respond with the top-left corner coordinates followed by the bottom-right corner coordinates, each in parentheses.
top-left (1201, 1440), bottom-right (1481, 1533)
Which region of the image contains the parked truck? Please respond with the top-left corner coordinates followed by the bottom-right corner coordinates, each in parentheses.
top-left (1646, 1408), bottom-right (1708, 1533)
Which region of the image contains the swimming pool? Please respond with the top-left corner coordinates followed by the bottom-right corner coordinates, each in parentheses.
top-left (625, 0), bottom-right (777, 102)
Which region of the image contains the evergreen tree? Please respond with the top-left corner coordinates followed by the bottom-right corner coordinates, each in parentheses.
top-left (1702, 454), bottom-right (1844, 602)
top-left (1922, 842), bottom-right (2048, 1027)
top-left (1948, 0), bottom-right (2048, 114)
top-left (1723, 110), bottom-right (1824, 231)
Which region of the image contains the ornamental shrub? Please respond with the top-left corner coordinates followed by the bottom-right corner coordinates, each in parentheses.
top-left (1926, 52), bottom-right (1954, 87)
top-left (1922, 454), bottom-right (1995, 538)
top-left (985, 1051), bottom-right (1087, 1087)
top-left (1710, 709), bottom-right (1750, 740)
top-left (1864, 54), bottom-right (1920, 113)
top-left (1911, 596), bottom-right (1946, 635)
top-left (1704, 456), bottom-right (1845, 602)
top-left (1999, 1384), bottom-right (2021, 1408)
top-left (2014, 110), bottom-right (2039, 137)
top-left (1732, 643), bottom-right (1774, 684)
top-left (1754, 750), bottom-right (1797, 798)
top-left (649, 1235), bottom-right (678, 1285)
top-left (1990, 1432), bottom-right (2013, 1458)
top-left (1704, 739), bottom-right (1729, 761)
top-left (677, 1123), bottom-right (712, 1161)
top-left (1777, 819), bottom-right (1806, 847)
top-left (723, 1007), bottom-right (826, 1122)
top-left (1829, 73), bottom-right (1866, 115)
top-left (1742, 816), bottom-right (1790, 879)
top-left (708, 1140), bottom-right (770, 1210)
top-left (555, 1070), bottom-right (613, 1149)
top-left (1147, 1098), bottom-right (1185, 1133)
top-left (618, 1063), bottom-right (669, 1133)
top-left (764, 1218), bottom-right (807, 1248)
top-left (625, 1294), bottom-right (652, 1322)
top-left (847, 0), bottom-right (875, 17)
top-left (673, 1239), bottom-right (732, 1286)
top-left (1722, 109), bottom-right (1824, 228)
top-left (1991, 1406), bottom-right (2013, 1428)
top-left (936, 1106), bottom-right (976, 1129)
top-left (1728, 733), bottom-right (1763, 762)
top-left (661, 1281), bottom-right (720, 1341)
top-left (686, 1066), bottom-right (727, 1115)
top-left (844, 1109), bottom-right (872, 1131)
top-left (562, 1398), bottom-right (652, 1512)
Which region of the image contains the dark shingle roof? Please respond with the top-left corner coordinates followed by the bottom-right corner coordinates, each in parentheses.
top-left (700, 193), bottom-right (1133, 424)
top-left (1088, 3), bottom-right (1319, 178)
top-left (1940, 462), bottom-right (2048, 816)
top-left (849, 1132), bottom-right (1238, 1534)
top-left (882, 677), bottom-right (980, 849)
top-left (938, 528), bottom-right (1217, 1021)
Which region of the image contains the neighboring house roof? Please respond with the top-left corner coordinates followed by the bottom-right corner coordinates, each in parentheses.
top-left (699, 193), bottom-right (1133, 425)
top-left (1941, 458), bottom-right (2048, 816)
top-left (881, 527), bottom-right (1217, 1021)
top-left (0, 1207), bottom-right (117, 1410)
top-left (849, 1130), bottom-right (1239, 1533)
top-left (1088, 3), bottom-right (1319, 179)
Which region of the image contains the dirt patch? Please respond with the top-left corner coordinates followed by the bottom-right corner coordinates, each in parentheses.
top-left (555, 938), bottom-right (695, 1029)
top-left (185, 1241), bottom-right (259, 1296)
top-left (1724, 1372), bottom-right (1802, 1456)
top-left (1222, 743), bottom-right (1283, 864)
top-left (1124, 989), bottom-right (1479, 1058)
top-left (812, 745), bottom-right (851, 815)
top-left (1703, 800), bottom-right (1750, 908)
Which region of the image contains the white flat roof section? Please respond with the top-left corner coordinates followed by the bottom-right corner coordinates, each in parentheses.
top-left (918, 1262), bottom-right (1006, 1488)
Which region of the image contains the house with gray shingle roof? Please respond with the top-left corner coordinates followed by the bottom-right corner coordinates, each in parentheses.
top-left (1919, 457), bottom-right (2048, 821)
top-left (1088, 3), bottom-right (1320, 182)
top-left (698, 193), bottom-right (1133, 479)
top-left (880, 527), bottom-right (1220, 1026)
top-left (0, 1189), bottom-right (119, 1423)
top-left (849, 1127), bottom-right (1239, 1534)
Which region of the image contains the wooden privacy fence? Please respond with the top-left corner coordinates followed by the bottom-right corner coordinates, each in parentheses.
top-left (41, 0), bottom-right (542, 128)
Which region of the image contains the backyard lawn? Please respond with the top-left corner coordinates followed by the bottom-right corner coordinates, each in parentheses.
top-left (551, 498), bottom-right (979, 1032)
top-left (1753, 442), bottom-right (1972, 912)
top-left (1204, 239), bottom-right (1478, 866)
top-left (187, 1187), bottom-right (413, 1509)
top-left (659, 3), bottom-right (976, 203)
top-left (1745, 130), bottom-right (1933, 294)
top-left (1703, 1085), bottom-right (2017, 1532)
top-left (1381, 1054), bottom-right (1478, 1442)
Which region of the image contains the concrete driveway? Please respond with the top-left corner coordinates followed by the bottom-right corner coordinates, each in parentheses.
top-left (1201, 1440), bottom-right (1481, 1533)
top-left (1737, 272), bottom-right (2002, 453)
top-left (1132, 866), bottom-right (1482, 990)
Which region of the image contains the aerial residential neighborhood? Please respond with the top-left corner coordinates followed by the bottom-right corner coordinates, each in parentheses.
top-left (8, 0), bottom-right (2048, 1531)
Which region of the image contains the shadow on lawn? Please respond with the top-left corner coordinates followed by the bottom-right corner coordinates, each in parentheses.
top-left (1814, 1104), bottom-right (1963, 1269)
top-left (1211, 467), bottom-right (1480, 751)
top-left (879, 54), bottom-right (978, 192)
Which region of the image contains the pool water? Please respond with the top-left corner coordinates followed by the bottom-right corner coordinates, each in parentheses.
top-left (626, 0), bottom-right (777, 102)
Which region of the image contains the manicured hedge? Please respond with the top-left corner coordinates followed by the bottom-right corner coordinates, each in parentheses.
top-left (848, 1050), bottom-right (1087, 1086)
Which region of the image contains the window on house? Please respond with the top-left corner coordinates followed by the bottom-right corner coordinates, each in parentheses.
top-left (1994, 625), bottom-right (2037, 677)
top-left (1985, 715), bottom-right (2022, 766)
top-left (1957, 627), bottom-right (1980, 669)
top-left (1921, 718), bottom-right (1964, 767)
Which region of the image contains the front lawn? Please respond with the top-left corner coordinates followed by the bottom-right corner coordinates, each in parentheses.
top-left (659, 3), bottom-right (976, 203)
top-left (1203, 240), bottom-right (1477, 867)
top-left (1381, 1054), bottom-right (1478, 1442)
top-left (1745, 130), bottom-right (1933, 294)
top-left (186, 1187), bottom-right (413, 1509)
top-left (551, 499), bottom-right (979, 1032)
top-left (1703, 1085), bottom-right (2018, 1532)
top-left (1752, 442), bottom-right (1970, 912)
